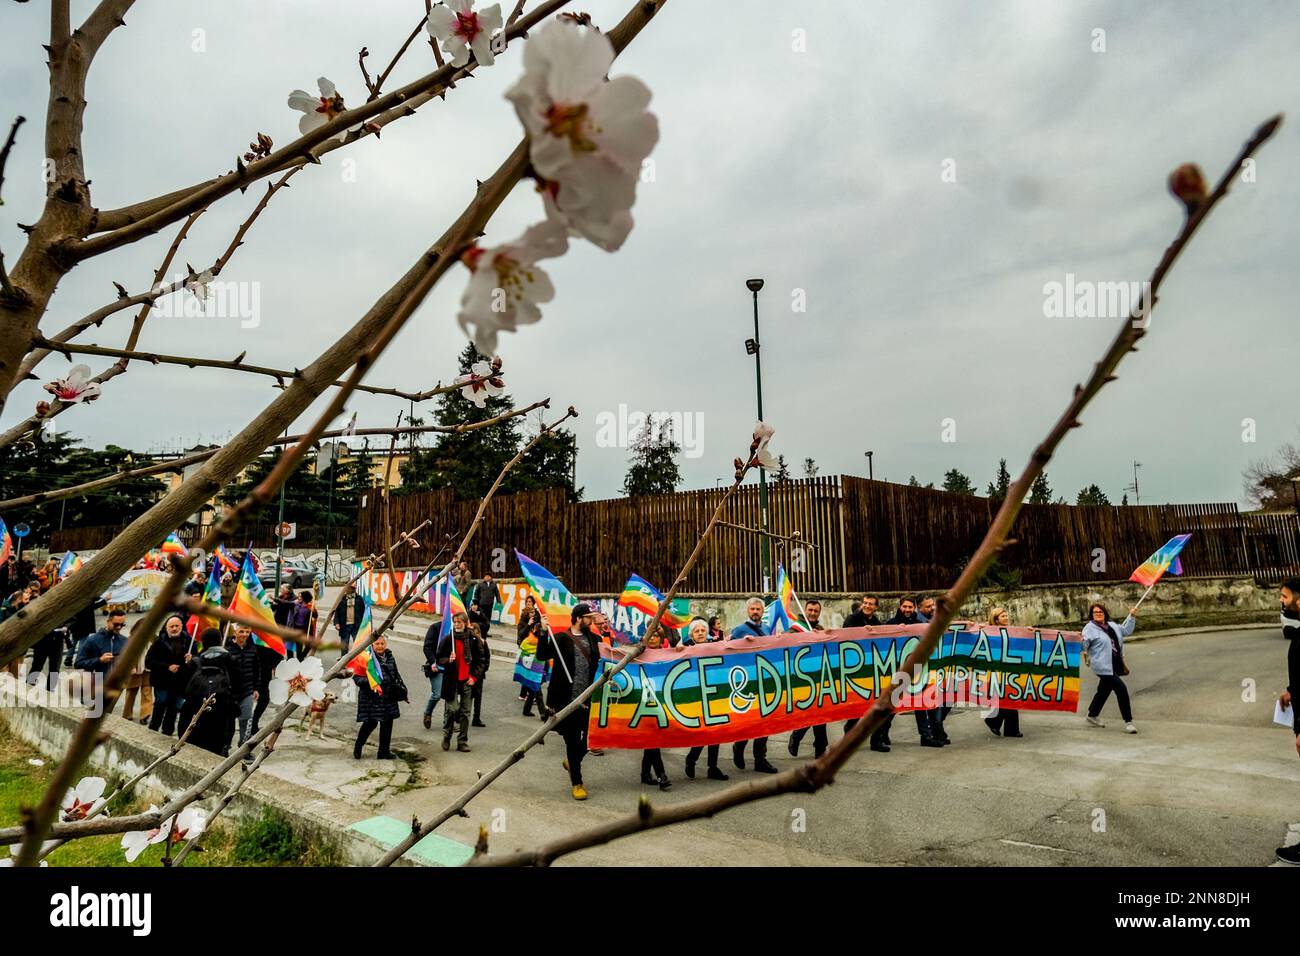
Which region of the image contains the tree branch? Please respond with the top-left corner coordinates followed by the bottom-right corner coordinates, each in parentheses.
top-left (81, 0), bottom-right (572, 250)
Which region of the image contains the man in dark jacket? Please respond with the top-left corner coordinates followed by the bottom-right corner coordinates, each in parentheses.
top-left (729, 598), bottom-right (777, 774)
top-left (843, 596), bottom-right (892, 749)
top-left (468, 573), bottom-right (500, 638)
top-left (536, 603), bottom-right (602, 800)
top-left (436, 612), bottom-right (477, 752)
top-left (179, 630), bottom-right (239, 756)
top-left (75, 610), bottom-right (128, 710)
top-left (421, 620), bottom-right (444, 730)
top-left (788, 599), bottom-right (828, 758)
top-left (889, 598), bottom-right (946, 748)
top-left (146, 615), bottom-right (192, 735)
top-left (225, 625), bottom-right (262, 746)
top-left (1275, 578), bottom-right (1300, 864)
top-left (333, 583), bottom-right (366, 654)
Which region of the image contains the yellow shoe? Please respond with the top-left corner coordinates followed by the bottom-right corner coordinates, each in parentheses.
top-left (562, 759), bottom-right (569, 771)
top-left (571, 784), bottom-right (588, 800)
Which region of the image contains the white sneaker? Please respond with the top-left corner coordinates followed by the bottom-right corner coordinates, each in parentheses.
top-left (1085, 715), bottom-right (1105, 728)
top-left (1124, 722), bottom-right (1137, 734)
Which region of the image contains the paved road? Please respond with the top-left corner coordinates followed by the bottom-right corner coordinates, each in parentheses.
top-left (278, 613), bottom-right (1299, 867)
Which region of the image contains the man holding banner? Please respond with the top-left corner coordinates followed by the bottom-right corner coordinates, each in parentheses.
top-left (730, 598), bottom-right (778, 775)
top-left (536, 603), bottom-right (602, 801)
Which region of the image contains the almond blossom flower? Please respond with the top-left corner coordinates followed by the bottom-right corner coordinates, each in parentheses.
top-left (505, 21), bottom-right (657, 252)
top-left (43, 365), bottom-right (101, 405)
top-left (169, 807), bottom-right (206, 845)
top-left (288, 77), bottom-right (348, 138)
top-left (269, 656), bottom-right (327, 707)
top-left (751, 421), bottom-right (777, 470)
top-left (427, 0), bottom-right (503, 68)
top-left (455, 359), bottom-right (505, 408)
top-left (121, 805), bottom-right (170, 863)
top-left (60, 776), bottom-right (107, 821)
top-left (183, 265), bottom-right (214, 303)
top-left (1, 846), bottom-right (49, 867)
top-left (456, 219), bottom-right (568, 355)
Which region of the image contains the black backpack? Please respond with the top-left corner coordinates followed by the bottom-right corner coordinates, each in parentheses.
top-left (184, 648), bottom-right (232, 705)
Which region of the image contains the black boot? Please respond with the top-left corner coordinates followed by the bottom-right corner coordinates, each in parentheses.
top-left (920, 735), bottom-right (944, 748)
top-left (657, 776), bottom-right (673, 791)
top-left (522, 701), bottom-right (535, 716)
top-left (732, 742), bottom-right (746, 770)
top-left (707, 766), bottom-right (730, 781)
top-left (984, 716), bottom-right (1001, 736)
top-left (753, 759), bottom-right (778, 774)
top-left (684, 756), bottom-right (697, 779)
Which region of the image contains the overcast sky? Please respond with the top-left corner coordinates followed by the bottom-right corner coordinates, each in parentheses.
top-left (2, 0), bottom-right (1297, 507)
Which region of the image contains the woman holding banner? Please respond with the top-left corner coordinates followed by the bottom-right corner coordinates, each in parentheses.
top-left (1081, 602), bottom-right (1138, 733)
top-left (683, 618), bottom-right (729, 781)
top-left (982, 608), bottom-right (1023, 738)
top-left (639, 624), bottom-right (677, 791)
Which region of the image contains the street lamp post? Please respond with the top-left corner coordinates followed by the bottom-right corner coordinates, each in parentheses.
top-left (745, 278), bottom-right (771, 592)
top-left (865, 450), bottom-right (874, 481)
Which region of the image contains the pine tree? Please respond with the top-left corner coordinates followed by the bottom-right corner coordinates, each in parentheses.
top-left (986, 458), bottom-right (1011, 499)
top-left (908, 475), bottom-right (921, 487)
top-left (622, 415), bottom-right (682, 497)
top-left (942, 468), bottom-right (976, 495)
top-left (774, 454), bottom-right (791, 483)
top-left (802, 457), bottom-right (819, 479)
top-left (1076, 484), bottom-right (1112, 506)
top-left (1028, 471), bottom-right (1052, 504)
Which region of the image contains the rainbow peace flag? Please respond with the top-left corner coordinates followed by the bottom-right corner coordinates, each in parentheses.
top-left (515, 549), bottom-right (577, 634)
top-left (345, 603), bottom-right (384, 694)
top-left (1129, 533), bottom-right (1192, 588)
top-left (214, 544), bottom-right (240, 573)
top-left (0, 519), bottom-right (12, 565)
top-left (775, 564), bottom-right (810, 632)
top-left (230, 552), bottom-right (284, 655)
top-left (58, 550), bottom-right (83, 579)
top-left (186, 561), bottom-right (226, 639)
top-left (438, 576), bottom-right (468, 639)
top-left (617, 574), bottom-right (690, 630)
top-left (160, 531), bottom-right (188, 557)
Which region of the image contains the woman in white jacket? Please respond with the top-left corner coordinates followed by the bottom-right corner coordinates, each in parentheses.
top-left (1081, 602), bottom-right (1138, 733)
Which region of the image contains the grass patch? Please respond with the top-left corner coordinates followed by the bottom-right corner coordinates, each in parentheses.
top-left (0, 726), bottom-right (336, 867)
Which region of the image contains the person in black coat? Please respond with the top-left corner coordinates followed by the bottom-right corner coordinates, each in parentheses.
top-left (178, 629), bottom-right (239, 756)
top-left (889, 598), bottom-right (946, 748)
top-left (468, 622), bottom-right (490, 728)
top-left (842, 596), bottom-right (895, 749)
top-left (332, 584), bottom-right (366, 654)
top-left (224, 625), bottom-right (262, 746)
top-left (534, 603), bottom-right (602, 800)
top-left (421, 620), bottom-right (445, 731)
top-left (353, 635), bottom-right (407, 759)
top-left (437, 613), bottom-right (478, 752)
top-left (1276, 578), bottom-right (1300, 864)
top-left (145, 614), bottom-right (193, 735)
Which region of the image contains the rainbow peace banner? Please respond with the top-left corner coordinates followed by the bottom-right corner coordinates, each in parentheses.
top-left (616, 573), bottom-right (690, 636)
top-left (58, 550), bottom-right (83, 579)
top-left (160, 531), bottom-right (188, 557)
top-left (515, 549), bottom-right (577, 634)
top-left (0, 518), bottom-right (12, 565)
top-left (345, 604), bottom-right (384, 694)
top-left (1129, 533), bottom-right (1191, 588)
top-left (185, 561), bottom-right (225, 639)
top-left (587, 623), bottom-right (1083, 749)
top-left (231, 552), bottom-right (283, 655)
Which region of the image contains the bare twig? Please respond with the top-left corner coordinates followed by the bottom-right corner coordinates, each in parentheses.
top-left (472, 113), bottom-right (1286, 868)
top-left (713, 519), bottom-right (817, 549)
top-left (170, 730), bottom-right (277, 866)
top-left (175, 597), bottom-right (307, 644)
top-left (80, 0), bottom-right (572, 252)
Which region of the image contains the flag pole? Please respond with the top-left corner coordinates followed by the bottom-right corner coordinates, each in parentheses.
top-left (1131, 581), bottom-right (1157, 614)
